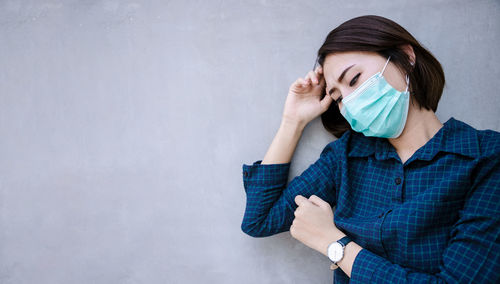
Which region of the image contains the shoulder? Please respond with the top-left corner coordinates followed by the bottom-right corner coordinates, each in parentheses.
top-left (320, 129), bottom-right (373, 159)
top-left (446, 117), bottom-right (500, 159)
top-left (321, 130), bottom-right (352, 154)
top-left (476, 128), bottom-right (500, 158)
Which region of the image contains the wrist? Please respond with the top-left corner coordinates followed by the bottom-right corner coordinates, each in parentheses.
top-left (321, 230), bottom-right (347, 257)
top-left (280, 117), bottom-right (307, 131)
top-left (337, 242), bottom-right (363, 270)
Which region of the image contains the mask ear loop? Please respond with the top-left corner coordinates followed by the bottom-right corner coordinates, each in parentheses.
top-left (381, 56), bottom-right (410, 93)
top-left (380, 56), bottom-right (391, 76)
top-left (405, 74), bottom-right (410, 93)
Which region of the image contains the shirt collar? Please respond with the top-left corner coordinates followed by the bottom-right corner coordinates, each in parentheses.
top-left (347, 131), bottom-right (376, 158)
top-left (347, 117), bottom-right (481, 162)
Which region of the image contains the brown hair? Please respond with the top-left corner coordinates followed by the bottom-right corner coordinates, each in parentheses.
top-left (316, 15), bottom-right (445, 138)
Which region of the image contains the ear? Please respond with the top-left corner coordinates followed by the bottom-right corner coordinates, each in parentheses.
top-left (399, 44), bottom-right (416, 65)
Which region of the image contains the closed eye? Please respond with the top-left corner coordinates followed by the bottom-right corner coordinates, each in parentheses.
top-left (350, 73), bottom-right (361, 87)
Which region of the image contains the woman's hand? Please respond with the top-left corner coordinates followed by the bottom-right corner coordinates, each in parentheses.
top-left (290, 195), bottom-right (346, 257)
top-left (282, 65), bottom-right (333, 127)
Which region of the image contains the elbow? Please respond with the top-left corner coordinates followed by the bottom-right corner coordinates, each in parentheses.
top-left (241, 221), bottom-right (269, 238)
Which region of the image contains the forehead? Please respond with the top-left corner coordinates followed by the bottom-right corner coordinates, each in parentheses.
top-left (322, 51), bottom-right (377, 82)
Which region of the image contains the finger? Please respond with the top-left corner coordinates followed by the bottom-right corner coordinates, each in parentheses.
top-left (302, 73), bottom-right (311, 86)
top-left (316, 65), bottom-right (323, 74)
top-left (294, 78), bottom-right (308, 88)
top-left (314, 66), bottom-right (323, 76)
top-left (301, 77), bottom-right (311, 85)
top-left (294, 194), bottom-right (308, 206)
top-left (308, 194), bottom-right (329, 209)
top-left (318, 73), bottom-right (325, 87)
top-left (297, 76), bottom-right (309, 85)
top-left (307, 70), bottom-right (319, 85)
top-left (299, 78), bottom-right (310, 88)
top-left (320, 91), bottom-right (333, 112)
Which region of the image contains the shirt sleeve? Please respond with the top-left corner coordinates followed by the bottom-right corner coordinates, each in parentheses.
top-left (350, 152), bottom-right (500, 283)
top-left (240, 142), bottom-right (338, 238)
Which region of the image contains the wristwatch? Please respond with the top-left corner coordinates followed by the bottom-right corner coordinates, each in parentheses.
top-left (327, 236), bottom-right (352, 266)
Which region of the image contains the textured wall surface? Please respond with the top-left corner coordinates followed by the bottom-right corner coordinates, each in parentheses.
top-left (1, 1), bottom-right (499, 283)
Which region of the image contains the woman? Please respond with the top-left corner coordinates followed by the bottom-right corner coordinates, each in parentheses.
top-left (240, 15), bottom-right (499, 283)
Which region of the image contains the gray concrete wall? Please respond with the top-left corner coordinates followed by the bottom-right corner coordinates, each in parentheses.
top-left (1, 0), bottom-right (499, 283)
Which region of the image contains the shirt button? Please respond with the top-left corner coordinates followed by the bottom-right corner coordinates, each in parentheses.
top-left (395, 177), bottom-right (402, 185)
top-left (243, 171), bottom-right (248, 177)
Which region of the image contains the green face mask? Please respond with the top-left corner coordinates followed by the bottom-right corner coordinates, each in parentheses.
top-left (340, 56), bottom-right (410, 138)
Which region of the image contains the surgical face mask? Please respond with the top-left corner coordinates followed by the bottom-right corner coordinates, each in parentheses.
top-left (339, 56), bottom-right (410, 138)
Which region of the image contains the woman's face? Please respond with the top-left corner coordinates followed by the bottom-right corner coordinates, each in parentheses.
top-left (322, 51), bottom-right (409, 110)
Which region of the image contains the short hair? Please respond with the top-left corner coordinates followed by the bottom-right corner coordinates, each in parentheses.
top-left (317, 15), bottom-right (446, 138)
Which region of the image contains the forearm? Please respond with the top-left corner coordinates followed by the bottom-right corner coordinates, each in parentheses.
top-left (261, 119), bottom-right (306, 164)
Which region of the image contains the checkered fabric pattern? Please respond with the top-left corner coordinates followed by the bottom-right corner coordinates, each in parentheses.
top-left (241, 117), bottom-right (500, 283)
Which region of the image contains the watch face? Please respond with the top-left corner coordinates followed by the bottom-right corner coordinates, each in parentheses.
top-left (327, 242), bottom-right (344, 262)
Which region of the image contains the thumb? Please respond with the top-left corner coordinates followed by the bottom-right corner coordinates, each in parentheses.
top-left (294, 194), bottom-right (308, 207)
top-left (318, 76), bottom-right (332, 112)
top-left (308, 195), bottom-right (329, 209)
top-left (320, 90), bottom-right (333, 112)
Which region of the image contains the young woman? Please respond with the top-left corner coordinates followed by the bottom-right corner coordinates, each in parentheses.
top-left (241, 15), bottom-right (499, 283)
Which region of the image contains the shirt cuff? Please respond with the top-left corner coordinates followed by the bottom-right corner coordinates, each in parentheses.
top-left (350, 248), bottom-right (382, 283)
top-left (242, 160), bottom-right (291, 188)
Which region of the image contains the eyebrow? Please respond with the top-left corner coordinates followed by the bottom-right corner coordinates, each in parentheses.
top-left (328, 64), bottom-right (356, 96)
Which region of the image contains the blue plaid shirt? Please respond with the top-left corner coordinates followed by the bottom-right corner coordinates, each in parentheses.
top-left (241, 117), bottom-right (500, 283)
